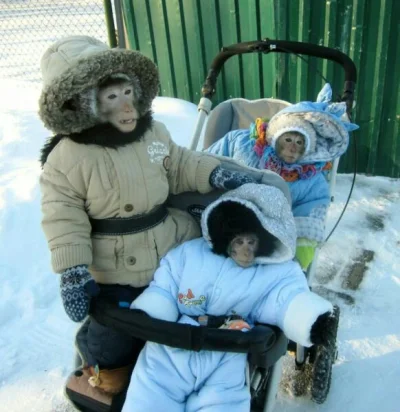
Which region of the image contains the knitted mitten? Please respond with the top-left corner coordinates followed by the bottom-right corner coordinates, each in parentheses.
top-left (209, 165), bottom-right (256, 190)
top-left (60, 265), bottom-right (100, 322)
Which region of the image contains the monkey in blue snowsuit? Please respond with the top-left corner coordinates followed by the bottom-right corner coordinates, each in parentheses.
top-left (122, 183), bottom-right (334, 412)
top-left (206, 84), bottom-right (359, 270)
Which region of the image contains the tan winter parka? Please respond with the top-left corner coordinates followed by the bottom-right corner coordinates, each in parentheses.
top-left (40, 121), bottom-right (220, 287)
top-left (38, 36), bottom-right (289, 289)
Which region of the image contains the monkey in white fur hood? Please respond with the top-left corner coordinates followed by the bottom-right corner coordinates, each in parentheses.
top-left (123, 183), bottom-right (335, 412)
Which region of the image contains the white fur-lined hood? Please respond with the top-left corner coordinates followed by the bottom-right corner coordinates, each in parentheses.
top-left (201, 183), bottom-right (297, 264)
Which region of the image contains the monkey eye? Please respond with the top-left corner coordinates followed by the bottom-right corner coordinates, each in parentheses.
top-left (296, 139), bottom-right (304, 145)
top-left (107, 94), bottom-right (117, 100)
top-left (125, 89), bottom-right (132, 95)
top-left (248, 239), bottom-right (255, 245)
top-left (285, 137), bottom-right (293, 143)
top-left (235, 239), bottom-right (243, 245)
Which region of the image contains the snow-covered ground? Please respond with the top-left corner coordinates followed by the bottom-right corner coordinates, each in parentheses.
top-left (0, 78), bottom-right (399, 412)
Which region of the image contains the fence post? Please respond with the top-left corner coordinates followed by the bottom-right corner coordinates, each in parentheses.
top-left (114, 0), bottom-right (127, 48)
top-left (103, 0), bottom-right (117, 47)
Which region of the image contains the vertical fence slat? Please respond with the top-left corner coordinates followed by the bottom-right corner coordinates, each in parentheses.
top-left (307, 1), bottom-right (326, 101)
top-left (365, 0), bottom-right (391, 174)
top-left (295, 0), bottom-right (311, 102)
top-left (340, 0), bottom-right (366, 173)
top-left (349, 0), bottom-right (373, 174)
top-left (288, 0), bottom-right (300, 102)
top-left (274, 0), bottom-right (289, 100)
top-left (123, 0), bottom-right (157, 64)
top-left (322, 0), bottom-right (337, 92)
top-left (218, 0), bottom-right (242, 99)
top-left (333, 0), bottom-right (353, 99)
top-left (179, 0), bottom-right (207, 102)
top-left (389, 3), bottom-right (400, 177)
top-left (374, 0), bottom-right (399, 176)
top-left (197, 0), bottom-right (225, 102)
top-left (146, 0), bottom-right (176, 96)
top-left (238, 0), bottom-right (262, 100)
top-left (122, 0), bottom-right (138, 50)
top-left (166, 0), bottom-right (191, 101)
top-left (259, 0), bottom-right (276, 98)
top-left (392, 73), bottom-right (400, 177)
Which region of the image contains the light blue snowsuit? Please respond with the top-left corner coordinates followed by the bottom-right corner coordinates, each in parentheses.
top-left (207, 128), bottom-right (331, 241)
top-left (122, 184), bottom-right (333, 412)
top-left (206, 84), bottom-right (359, 242)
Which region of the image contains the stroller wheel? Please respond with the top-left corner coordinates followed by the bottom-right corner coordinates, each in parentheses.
top-left (310, 305), bottom-right (340, 404)
top-left (310, 344), bottom-right (333, 403)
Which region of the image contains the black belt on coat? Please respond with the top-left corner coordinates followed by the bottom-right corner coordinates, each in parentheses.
top-left (90, 204), bottom-right (169, 236)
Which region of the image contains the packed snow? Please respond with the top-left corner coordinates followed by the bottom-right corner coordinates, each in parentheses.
top-left (0, 78), bottom-right (399, 412)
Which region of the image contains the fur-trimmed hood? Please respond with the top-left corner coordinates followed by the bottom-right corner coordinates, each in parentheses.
top-left (38, 35), bottom-right (159, 135)
top-left (265, 84), bottom-right (359, 164)
top-left (201, 183), bottom-right (296, 264)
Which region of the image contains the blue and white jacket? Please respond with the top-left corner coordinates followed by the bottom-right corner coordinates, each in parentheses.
top-left (206, 84), bottom-right (359, 242)
top-left (132, 184), bottom-right (333, 347)
top-left (124, 184), bottom-right (333, 412)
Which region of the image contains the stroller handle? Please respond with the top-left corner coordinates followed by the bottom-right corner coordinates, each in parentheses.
top-left (202, 39), bottom-right (357, 114)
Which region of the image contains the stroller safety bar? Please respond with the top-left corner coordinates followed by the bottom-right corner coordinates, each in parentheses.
top-left (201, 39), bottom-right (357, 114)
top-left (90, 299), bottom-right (278, 356)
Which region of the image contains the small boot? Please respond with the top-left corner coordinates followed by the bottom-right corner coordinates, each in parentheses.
top-left (65, 368), bottom-right (113, 412)
top-left (87, 364), bottom-right (134, 395)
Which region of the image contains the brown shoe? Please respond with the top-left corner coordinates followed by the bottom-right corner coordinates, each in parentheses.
top-left (87, 364), bottom-right (134, 395)
top-left (65, 368), bottom-right (113, 412)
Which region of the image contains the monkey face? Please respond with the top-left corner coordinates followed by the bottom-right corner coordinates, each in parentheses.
top-left (97, 81), bottom-right (140, 133)
top-left (228, 233), bottom-right (259, 268)
top-left (276, 132), bottom-right (306, 164)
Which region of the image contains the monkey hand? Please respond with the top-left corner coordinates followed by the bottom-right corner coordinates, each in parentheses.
top-left (310, 311), bottom-right (335, 346)
top-left (219, 319), bottom-right (251, 331)
top-left (60, 265), bottom-right (100, 322)
top-left (209, 165), bottom-right (256, 190)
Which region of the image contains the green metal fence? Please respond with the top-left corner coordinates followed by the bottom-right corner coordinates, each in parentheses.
top-left (121, 0), bottom-right (400, 177)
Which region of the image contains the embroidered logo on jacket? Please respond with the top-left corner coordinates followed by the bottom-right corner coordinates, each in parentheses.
top-left (178, 288), bottom-right (206, 306)
top-left (147, 141), bottom-right (169, 164)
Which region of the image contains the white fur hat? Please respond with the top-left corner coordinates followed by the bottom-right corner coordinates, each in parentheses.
top-left (266, 113), bottom-right (317, 155)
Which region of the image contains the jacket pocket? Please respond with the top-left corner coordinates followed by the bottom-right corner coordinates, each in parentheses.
top-left (98, 152), bottom-right (117, 191)
top-left (98, 163), bottom-right (112, 191)
top-left (91, 237), bottom-right (117, 271)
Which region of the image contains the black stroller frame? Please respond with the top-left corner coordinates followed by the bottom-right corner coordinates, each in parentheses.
top-left (77, 39), bottom-right (357, 412)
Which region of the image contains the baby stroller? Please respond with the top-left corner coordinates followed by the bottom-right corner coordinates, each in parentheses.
top-left (71, 39), bottom-right (356, 412)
